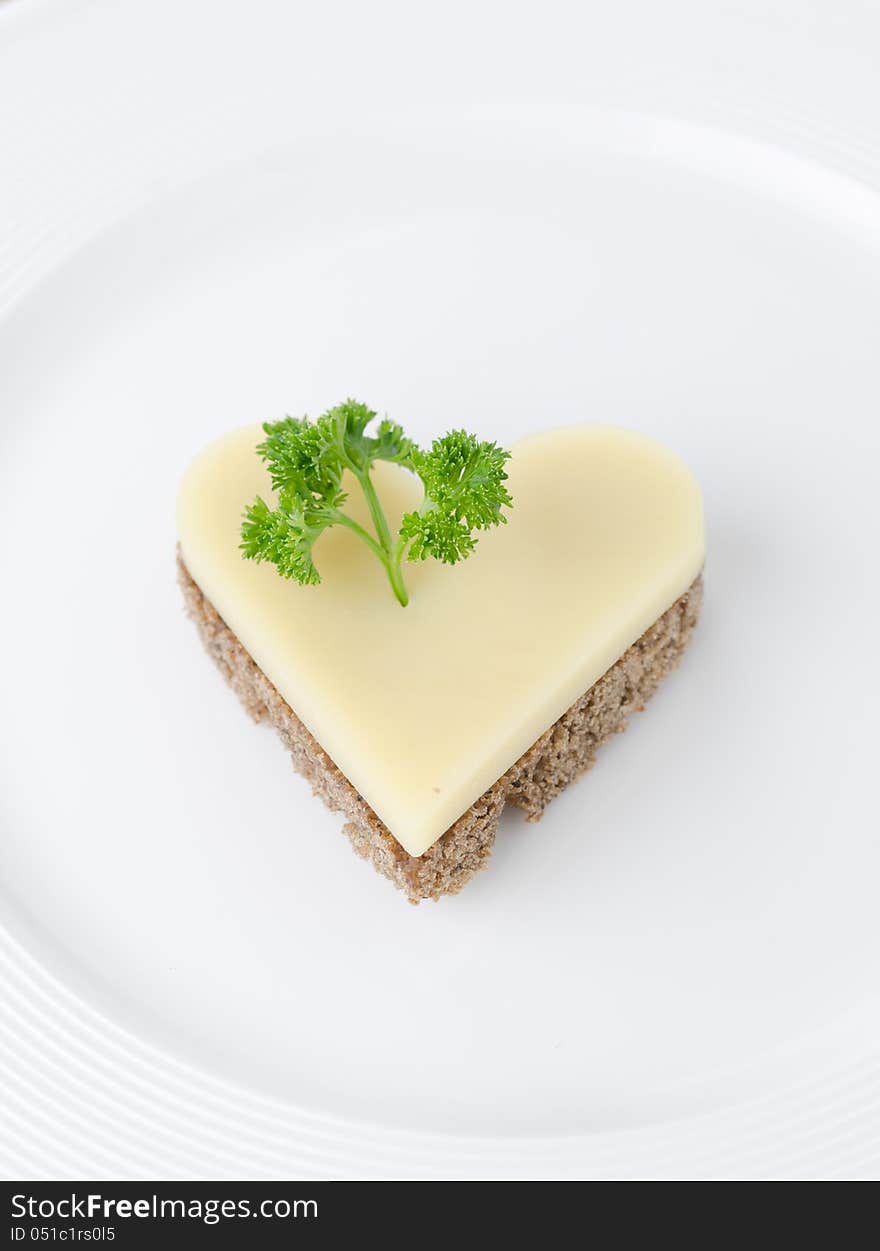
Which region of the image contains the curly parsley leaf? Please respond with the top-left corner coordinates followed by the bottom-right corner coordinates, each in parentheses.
top-left (400, 431), bottom-right (512, 564)
top-left (240, 401), bottom-right (512, 605)
top-left (240, 494), bottom-right (339, 586)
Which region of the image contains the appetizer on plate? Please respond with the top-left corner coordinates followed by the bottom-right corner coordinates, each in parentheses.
top-left (177, 400), bottom-right (704, 901)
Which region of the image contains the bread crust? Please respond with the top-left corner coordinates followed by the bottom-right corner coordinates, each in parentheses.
top-left (177, 553), bottom-right (702, 902)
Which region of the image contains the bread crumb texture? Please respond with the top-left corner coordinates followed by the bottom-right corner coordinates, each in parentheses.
top-left (178, 553), bottom-right (702, 903)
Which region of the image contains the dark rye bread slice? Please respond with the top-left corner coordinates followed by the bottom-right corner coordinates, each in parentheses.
top-left (178, 553), bottom-right (703, 903)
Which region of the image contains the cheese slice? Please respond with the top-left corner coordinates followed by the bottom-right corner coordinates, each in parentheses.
top-left (178, 425), bottom-right (704, 857)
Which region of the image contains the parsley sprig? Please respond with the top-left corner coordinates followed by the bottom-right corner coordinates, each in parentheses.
top-left (240, 400), bottom-right (512, 606)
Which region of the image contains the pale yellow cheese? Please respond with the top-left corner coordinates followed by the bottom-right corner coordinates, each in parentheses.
top-left (177, 425), bottom-right (704, 857)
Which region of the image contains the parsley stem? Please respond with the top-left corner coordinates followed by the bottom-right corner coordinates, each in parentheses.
top-left (333, 512), bottom-right (387, 563)
top-left (384, 553), bottom-right (409, 608)
top-left (355, 470), bottom-right (409, 607)
top-left (358, 470), bottom-right (394, 553)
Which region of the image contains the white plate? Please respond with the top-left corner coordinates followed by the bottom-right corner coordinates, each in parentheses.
top-left (2, 0), bottom-right (880, 1179)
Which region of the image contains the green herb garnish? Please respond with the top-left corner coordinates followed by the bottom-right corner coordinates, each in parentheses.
top-left (240, 399), bottom-right (512, 607)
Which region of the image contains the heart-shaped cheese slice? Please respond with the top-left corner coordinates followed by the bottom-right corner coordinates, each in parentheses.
top-left (178, 425), bottom-right (704, 856)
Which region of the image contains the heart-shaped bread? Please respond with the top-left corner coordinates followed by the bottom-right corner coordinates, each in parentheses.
top-left (178, 425), bottom-right (703, 860)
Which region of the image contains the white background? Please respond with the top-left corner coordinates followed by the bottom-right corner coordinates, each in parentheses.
top-left (1, 0), bottom-right (879, 1178)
